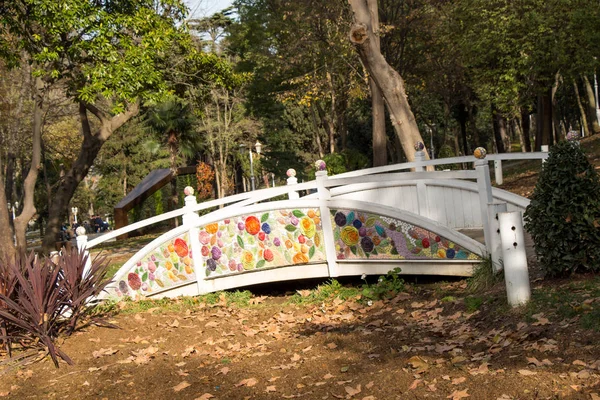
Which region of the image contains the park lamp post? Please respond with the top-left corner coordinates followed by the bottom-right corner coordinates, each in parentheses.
top-left (72, 207), bottom-right (78, 224)
top-left (240, 140), bottom-right (262, 191)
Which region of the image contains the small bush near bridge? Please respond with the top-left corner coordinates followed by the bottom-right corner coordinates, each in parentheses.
top-left (524, 140), bottom-right (600, 276)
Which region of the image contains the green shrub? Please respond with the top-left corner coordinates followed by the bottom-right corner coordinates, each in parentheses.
top-left (361, 267), bottom-right (405, 300)
top-left (524, 140), bottom-right (600, 276)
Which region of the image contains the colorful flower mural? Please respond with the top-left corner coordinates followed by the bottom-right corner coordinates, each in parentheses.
top-left (331, 209), bottom-right (480, 261)
top-left (201, 208), bottom-right (326, 277)
top-left (113, 233), bottom-right (196, 298)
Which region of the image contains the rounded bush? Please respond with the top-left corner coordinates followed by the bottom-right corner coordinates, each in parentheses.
top-left (524, 140), bottom-right (600, 276)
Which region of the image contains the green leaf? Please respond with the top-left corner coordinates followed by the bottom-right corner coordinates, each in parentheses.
top-left (350, 246), bottom-right (357, 255)
top-left (142, 272), bottom-right (148, 282)
top-left (285, 224), bottom-right (297, 232)
top-left (292, 210), bottom-right (305, 218)
top-left (237, 235), bottom-right (244, 249)
top-left (309, 246), bottom-right (315, 258)
top-left (256, 260), bottom-right (266, 269)
top-left (261, 213), bottom-right (269, 223)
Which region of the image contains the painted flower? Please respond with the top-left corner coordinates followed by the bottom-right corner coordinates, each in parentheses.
top-left (290, 216), bottom-right (299, 226)
top-left (361, 237), bottom-right (374, 253)
top-left (237, 222), bottom-right (245, 231)
top-left (422, 238), bottom-right (430, 249)
top-left (341, 226), bottom-right (360, 246)
top-left (148, 272), bottom-right (155, 281)
top-left (165, 261), bottom-right (174, 270)
top-left (119, 280), bottom-right (129, 294)
top-left (174, 238), bottom-right (188, 258)
top-left (242, 251), bottom-right (254, 270)
top-left (228, 259), bottom-right (237, 271)
top-left (151, 255), bottom-right (156, 262)
top-left (245, 216), bottom-right (261, 235)
top-left (205, 223), bottom-right (219, 234)
top-left (446, 249), bottom-right (456, 259)
top-left (147, 260), bottom-right (157, 273)
top-left (300, 217), bottom-right (316, 238)
top-left (358, 227), bottom-right (367, 237)
top-left (273, 237), bottom-right (281, 246)
top-left (264, 249), bottom-right (274, 262)
top-left (298, 234), bottom-right (306, 244)
top-left (293, 252), bottom-right (309, 264)
top-left (261, 223), bottom-right (271, 234)
top-left (141, 283), bottom-right (149, 291)
top-left (199, 231), bottom-right (210, 245)
top-left (201, 246), bottom-right (210, 257)
top-left (258, 232), bottom-right (266, 241)
top-left (207, 259), bottom-right (217, 271)
top-left (352, 219), bottom-right (362, 229)
top-left (437, 249), bottom-right (446, 258)
top-left (211, 246), bottom-right (222, 260)
top-left (334, 212), bottom-right (346, 227)
top-left (128, 273), bottom-right (142, 290)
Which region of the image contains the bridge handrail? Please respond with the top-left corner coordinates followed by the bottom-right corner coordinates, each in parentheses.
top-left (331, 151), bottom-right (548, 180)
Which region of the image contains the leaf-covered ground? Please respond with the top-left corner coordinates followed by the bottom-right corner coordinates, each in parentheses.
top-left (1, 275), bottom-right (600, 400)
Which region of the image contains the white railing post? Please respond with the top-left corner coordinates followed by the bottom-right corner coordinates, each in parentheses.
top-left (314, 160), bottom-right (339, 277)
top-left (487, 202), bottom-right (507, 272)
top-left (286, 168), bottom-right (300, 199)
top-left (75, 226), bottom-right (92, 277)
top-left (182, 187), bottom-right (204, 296)
top-left (474, 147), bottom-right (493, 255)
top-left (494, 160), bottom-right (503, 185)
top-left (498, 211), bottom-right (530, 307)
top-left (541, 145), bottom-right (549, 164)
top-left (414, 142), bottom-right (426, 172)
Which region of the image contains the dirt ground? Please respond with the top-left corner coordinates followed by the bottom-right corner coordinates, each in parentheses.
top-left (2, 137), bottom-right (600, 399)
top-left (0, 276), bottom-right (599, 400)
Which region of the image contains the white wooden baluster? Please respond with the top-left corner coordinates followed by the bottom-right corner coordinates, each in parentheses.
top-left (494, 160), bottom-right (503, 185)
top-left (182, 187), bottom-right (204, 296)
top-left (75, 226), bottom-right (92, 277)
top-left (314, 160), bottom-right (339, 277)
top-left (286, 168), bottom-right (300, 200)
top-left (474, 147), bottom-right (493, 255)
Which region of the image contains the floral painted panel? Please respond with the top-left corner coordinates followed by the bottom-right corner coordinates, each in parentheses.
top-left (202, 208), bottom-right (326, 277)
top-left (331, 209), bottom-right (480, 261)
top-left (113, 233), bottom-right (195, 298)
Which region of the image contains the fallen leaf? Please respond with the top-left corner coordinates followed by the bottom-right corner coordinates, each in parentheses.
top-left (340, 366), bottom-right (350, 373)
top-left (366, 381), bottom-right (374, 389)
top-left (265, 385), bottom-right (276, 392)
top-left (194, 394), bottom-right (214, 400)
top-left (447, 389), bottom-right (470, 399)
top-left (92, 348), bottom-right (119, 358)
top-left (327, 343), bottom-right (338, 349)
top-left (572, 360), bottom-right (587, 367)
top-left (219, 367), bottom-right (230, 375)
top-left (235, 378), bottom-right (258, 387)
top-left (526, 357), bottom-right (543, 367)
top-left (170, 319), bottom-right (180, 328)
top-left (324, 373), bottom-right (334, 379)
top-left (409, 379), bottom-right (422, 390)
top-left (291, 353), bottom-right (301, 362)
top-left (0, 392), bottom-right (10, 397)
top-left (173, 381), bottom-right (191, 392)
top-left (452, 377), bottom-right (466, 385)
top-left (518, 369), bottom-right (537, 376)
top-left (362, 396), bottom-right (376, 400)
top-left (345, 384), bottom-right (362, 397)
top-left (590, 393), bottom-right (600, 400)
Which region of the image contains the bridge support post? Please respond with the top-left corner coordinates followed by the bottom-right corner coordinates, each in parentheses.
top-left (494, 160), bottom-right (503, 185)
top-left (75, 226), bottom-right (92, 277)
top-left (182, 187), bottom-right (204, 296)
top-left (315, 160), bottom-right (339, 277)
top-left (498, 211), bottom-right (530, 307)
top-left (474, 148), bottom-right (494, 256)
top-left (487, 202), bottom-right (507, 272)
top-left (414, 146), bottom-right (426, 172)
top-left (286, 169), bottom-right (299, 199)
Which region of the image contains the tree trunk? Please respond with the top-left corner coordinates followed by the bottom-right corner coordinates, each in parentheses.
top-left (492, 106), bottom-right (508, 153)
top-left (574, 80), bottom-right (590, 137)
top-left (367, 0), bottom-right (387, 167)
top-left (582, 75), bottom-right (600, 135)
top-left (42, 101), bottom-right (139, 253)
top-left (520, 108), bottom-right (532, 152)
top-left (14, 77), bottom-right (44, 254)
top-left (309, 105), bottom-right (325, 158)
top-left (0, 162), bottom-right (15, 260)
top-left (348, 0), bottom-right (429, 163)
top-left (552, 73), bottom-right (563, 142)
top-left (535, 89), bottom-right (554, 150)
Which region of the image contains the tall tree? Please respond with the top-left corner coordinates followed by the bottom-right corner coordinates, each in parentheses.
top-left (348, 0), bottom-right (430, 162)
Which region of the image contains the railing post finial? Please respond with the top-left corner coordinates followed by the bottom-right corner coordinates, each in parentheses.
top-left (286, 169), bottom-right (299, 199)
top-left (414, 142), bottom-right (426, 171)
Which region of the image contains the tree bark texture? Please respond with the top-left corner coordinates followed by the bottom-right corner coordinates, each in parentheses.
top-left (42, 101), bottom-right (139, 252)
top-left (520, 108), bottom-right (532, 152)
top-left (367, 0), bottom-right (387, 166)
top-left (535, 89), bottom-right (554, 150)
top-left (13, 77), bottom-right (44, 255)
top-left (573, 80), bottom-right (590, 137)
top-left (492, 106), bottom-right (509, 153)
top-left (348, 0), bottom-right (428, 163)
top-left (583, 75), bottom-right (600, 135)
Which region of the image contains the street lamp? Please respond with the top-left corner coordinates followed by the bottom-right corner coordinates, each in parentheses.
top-left (72, 207), bottom-right (78, 224)
top-left (240, 141), bottom-right (262, 191)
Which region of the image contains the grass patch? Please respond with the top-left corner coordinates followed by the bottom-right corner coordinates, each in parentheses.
top-left (288, 280), bottom-right (361, 304)
top-left (464, 296), bottom-right (484, 312)
top-left (526, 277), bottom-right (600, 331)
top-left (467, 257), bottom-right (500, 293)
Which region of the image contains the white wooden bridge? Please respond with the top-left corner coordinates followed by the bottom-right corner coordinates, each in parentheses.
top-left (77, 147), bottom-right (547, 301)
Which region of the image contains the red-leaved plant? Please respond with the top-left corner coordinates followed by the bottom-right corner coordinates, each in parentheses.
top-left (0, 249), bottom-right (112, 367)
top-left (0, 254), bottom-right (19, 357)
